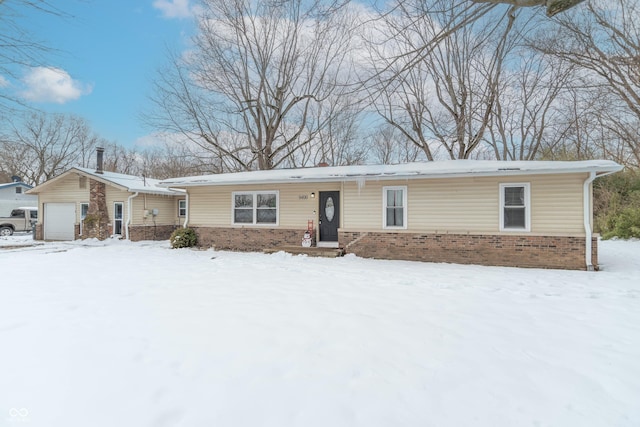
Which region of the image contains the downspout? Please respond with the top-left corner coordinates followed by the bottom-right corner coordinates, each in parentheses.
top-left (583, 172), bottom-right (596, 271)
top-left (183, 192), bottom-right (189, 228)
top-left (583, 170), bottom-right (618, 271)
top-left (126, 192), bottom-right (139, 240)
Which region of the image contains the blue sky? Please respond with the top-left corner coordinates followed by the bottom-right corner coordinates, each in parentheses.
top-left (7, 0), bottom-right (195, 147)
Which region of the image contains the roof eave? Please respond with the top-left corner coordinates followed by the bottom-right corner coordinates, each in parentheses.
top-left (159, 165), bottom-right (624, 188)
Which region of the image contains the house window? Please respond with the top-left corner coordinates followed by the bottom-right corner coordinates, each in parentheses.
top-left (178, 199), bottom-right (187, 217)
top-left (80, 203), bottom-right (89, 235)
top-left (114, 202), bottom-right (124, 235)
top-left (233, 191), bottom-right (278, 225)
top-left (16, 187), bottom-right (22, 194)
top-left (500, 183), bottom-right (531, 231)
top-left (383, 186), bottom-right (407, 229)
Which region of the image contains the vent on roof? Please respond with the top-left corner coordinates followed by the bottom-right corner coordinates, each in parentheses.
top-left (498, 168), bottom-right (520, 171)
top-left (11, 175), bottom-right (21, 183)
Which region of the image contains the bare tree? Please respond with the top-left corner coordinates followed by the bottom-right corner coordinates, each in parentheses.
top-left (147, 0), bottom-right (358, 171)
top-left (138, 141), bottom-right (224, 179)
top-left (367, 0), bottom-right (518, 160)
top-left (486, 42), bottom-right (574, 160)
top-left (538, 0), bottom-right (640, 167)
top-left (282, 92), bottom-right (369, 167)
top-left (369, 123), bottom-right (424, 164)
top-left (0, 112), bottom-right (103, 185)
top-left (536, 85), bottom-right (603, 161)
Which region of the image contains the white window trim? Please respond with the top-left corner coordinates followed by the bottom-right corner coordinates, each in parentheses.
top-left (499, 183), bottom-right (531, 232)
top-left (383, 186), bottom-right (408, 230)
top-left (80, 202), bottom-right (89, 236)
top-left (232, 191), bottom-right (279, 226)
top-left (178, 199), bottom-right (187, 217)
top-left (114, 202), bottom-right (124, 236)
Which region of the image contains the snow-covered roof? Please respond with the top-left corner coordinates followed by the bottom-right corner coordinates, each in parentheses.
top-left (28, 167), bottom-right (184, 196)
top-left (159, 160), bottom-right (623, 188)
top-left (73, 167), bottom-right (184, 195)
top-left (0, 182), bottom-right (32, 190)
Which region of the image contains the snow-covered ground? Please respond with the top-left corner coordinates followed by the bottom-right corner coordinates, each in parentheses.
top-left (1, 237), bottom-right (639, 427)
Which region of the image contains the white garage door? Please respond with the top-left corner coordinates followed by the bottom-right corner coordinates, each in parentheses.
top-left (44, 203), bottom-right (76, 241)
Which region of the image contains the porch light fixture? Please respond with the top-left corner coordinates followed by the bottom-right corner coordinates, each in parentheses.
top-left (310, 192), bottom-right (315, 198)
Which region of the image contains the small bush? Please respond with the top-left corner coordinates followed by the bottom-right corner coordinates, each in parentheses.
top-left (170, 227), bottom-right (198, 248)
top-left (602, 208), bottom-right (640, 240)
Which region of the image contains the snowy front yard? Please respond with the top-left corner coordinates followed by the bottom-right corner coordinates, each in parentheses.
top-left (1, 237), bottom-right (639, 427)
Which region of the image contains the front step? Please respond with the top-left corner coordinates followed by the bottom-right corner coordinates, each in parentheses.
top-left (264, 246), bottom-right (345, 258)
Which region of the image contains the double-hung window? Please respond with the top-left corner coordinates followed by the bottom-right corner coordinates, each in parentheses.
top-left (500, 183), bottom-right (530, 231)
top-left (383, 186), bottom-right (407, 229)
top-left (178, 199), bottom-right (187, 217)
top-left (233, 191), bottom-right (278, 225)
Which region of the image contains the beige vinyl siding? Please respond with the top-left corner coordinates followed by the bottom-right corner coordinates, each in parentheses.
top-left (343, 178), bottom-right (498, 233)
top-left (129, 194), bottom-right (181, 226)
top-left (35, 173), bottom-right (180, 228)
top-left (105, 188), bottom-right (130, 228)
top-left (342, 173), bottom-right (588, 236)
top-left (187, 183), bottom-right (340, 228)
top-left (185, 172), bottom-right (588, 236)
top-left (35, 174), bottom-right (89, 225)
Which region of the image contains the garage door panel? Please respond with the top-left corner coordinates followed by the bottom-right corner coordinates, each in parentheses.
top-left (44, 203), bottom-right (75, 241)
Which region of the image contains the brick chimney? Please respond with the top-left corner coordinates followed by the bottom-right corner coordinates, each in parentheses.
top-left (85, 146), bottom-right (110, 240)
top-left (95, 147), bottom-right (104, 174)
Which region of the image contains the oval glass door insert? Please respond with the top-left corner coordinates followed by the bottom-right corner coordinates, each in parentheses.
top-left (325, 197), bottom-right (335, 222)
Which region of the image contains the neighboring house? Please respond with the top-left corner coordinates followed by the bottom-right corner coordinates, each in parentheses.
top-left (0, 177), bottom-right (38, 216)
top-left (160, 160), bottom-right (623, 270)
top-left (27, 149), bottom-right (184, 241)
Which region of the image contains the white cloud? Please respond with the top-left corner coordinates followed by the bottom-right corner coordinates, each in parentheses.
top-left (20, 67), bottom-right (92, 104)
top-left (153, 0), bottom-right (193, 19)
top-left (0, 75), bottom-right (9, 88)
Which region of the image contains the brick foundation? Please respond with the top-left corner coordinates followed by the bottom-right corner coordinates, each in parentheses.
top-left (129, 225), bottom-right (179, 241)
top-left (194, 227), bottom-right (306, 251)
top-left (190, 227), bottom-right (597, 270)
top-left (340, 231), bottom-right (597, 270)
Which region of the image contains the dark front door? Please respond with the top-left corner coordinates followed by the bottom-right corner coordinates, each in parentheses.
top-left (319, 191), bottom-right (339, 243)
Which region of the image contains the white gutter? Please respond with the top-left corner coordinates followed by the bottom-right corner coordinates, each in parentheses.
top-left (583, 170), bottom-right (619, 271)
top-left (183, 192), bottom-right (189, 228)
top-left (125, 192), bottom-right (139, 240)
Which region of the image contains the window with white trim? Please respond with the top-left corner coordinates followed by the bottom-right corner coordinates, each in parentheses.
top-left (178, 199), bottom-right (187, 217)
top-left (499, 183), bottom-right (530, 231)
top-left (80, 203), bottom-right (89, 235)
top-left (383, 186), bottom-right (407, 229)
top-left (233, 191), bottom-right (278, 225)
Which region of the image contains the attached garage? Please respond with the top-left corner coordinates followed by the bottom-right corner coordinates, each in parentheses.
top-left (44, 203), bottom-right (75, 241)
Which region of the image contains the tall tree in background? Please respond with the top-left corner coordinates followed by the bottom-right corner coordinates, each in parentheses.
top-left (485, 41), bottom-right (574, 160)
top-left (369, 123), bottom-right (424, 164)
top-left (147, 0), bottom-right (358, 171)
top-left (0, 112), bottom-right (104, 185)
top-left (366, 0), bottom-right (518, 160)
top-left (539, 0), bottom-right (640, 167)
